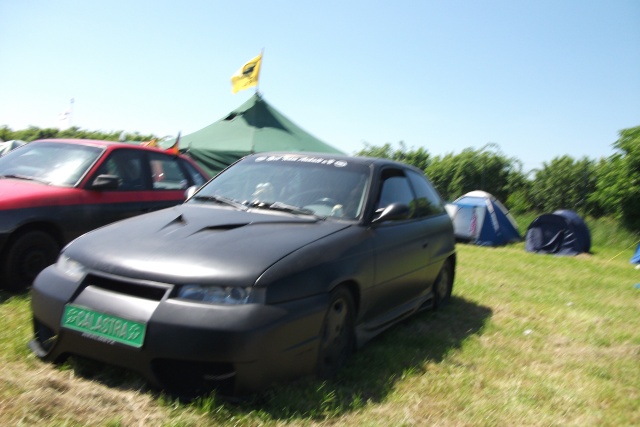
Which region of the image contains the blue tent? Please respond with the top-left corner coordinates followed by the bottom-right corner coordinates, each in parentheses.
top-left (525, 210), bottom-right (591, 256)
top-left (631, 244), bottom-right (640, 264)
top-left (445, 191), bottom-right (521, 246)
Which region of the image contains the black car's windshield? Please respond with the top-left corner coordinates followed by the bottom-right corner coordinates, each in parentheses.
top-left (189, 154), bottom-right (370, 220)
top-left (0, 142), bottom-right (103, 186)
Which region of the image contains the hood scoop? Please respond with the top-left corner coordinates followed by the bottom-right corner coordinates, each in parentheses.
top-left (159, 214), bottom-right (249, 235)
top-left (159, 214), bottom-right (186, 231)
top-left (201, 223), bottom-right (249, 232)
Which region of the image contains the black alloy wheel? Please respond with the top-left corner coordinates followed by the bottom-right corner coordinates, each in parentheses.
top-left (317, 287), bottom-right (355, 379)
top-left (433, 259), bottom-right (454, 309)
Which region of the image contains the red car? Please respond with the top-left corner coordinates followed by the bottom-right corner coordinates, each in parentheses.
top-left (0, 139), bottom-right (209, 291)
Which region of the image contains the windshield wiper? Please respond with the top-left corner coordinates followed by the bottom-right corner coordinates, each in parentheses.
top-left (249, 200), bottom-right (319, 217)
top-left (193, 195), bottom-right (247, 210)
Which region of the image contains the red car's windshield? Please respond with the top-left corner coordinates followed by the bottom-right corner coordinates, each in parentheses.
top-left (0, 142), bottom-right (103, 187)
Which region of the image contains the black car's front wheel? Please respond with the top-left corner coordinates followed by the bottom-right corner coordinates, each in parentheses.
top-left (317, 287), bottom-right (355, 379)
top-left (2, 230), bottom-right (59, 292)
top-left (433, 258), bottom-right (454, 309)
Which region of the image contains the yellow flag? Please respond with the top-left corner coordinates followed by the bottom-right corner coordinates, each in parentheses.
top-left (231, 53), bottom-right (262, 94)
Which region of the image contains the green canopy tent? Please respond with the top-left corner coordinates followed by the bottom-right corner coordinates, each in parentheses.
top-left (164, 93), bottom-right (344, 176)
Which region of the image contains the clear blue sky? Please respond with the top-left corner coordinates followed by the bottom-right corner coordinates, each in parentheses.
top-left (1, 0), bottom-right (638, 173)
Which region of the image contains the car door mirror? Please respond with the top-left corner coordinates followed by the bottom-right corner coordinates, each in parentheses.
top-left (91, 174), bottom-right (120, 190)
top-left (372, 202), bottom-right (411, 223)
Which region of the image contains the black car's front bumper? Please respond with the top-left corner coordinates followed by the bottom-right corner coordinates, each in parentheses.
top-left (30, 266), bottom-right (329, 395)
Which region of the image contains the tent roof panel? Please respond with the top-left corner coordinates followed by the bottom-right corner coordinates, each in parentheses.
top-left (171, 93), bottom-right (343, 154)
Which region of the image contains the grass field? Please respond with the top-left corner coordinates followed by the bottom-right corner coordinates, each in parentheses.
top-left (1, 217), bottom-right (638, 426)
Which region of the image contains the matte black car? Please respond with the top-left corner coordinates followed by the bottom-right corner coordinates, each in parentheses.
top-left (0, 139), bottom-right (209, 291)
top-left (30, 153), bottom-right (456, 396)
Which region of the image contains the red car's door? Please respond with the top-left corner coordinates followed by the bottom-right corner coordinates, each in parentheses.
top-left (75, 148), bottom-right (207, 239)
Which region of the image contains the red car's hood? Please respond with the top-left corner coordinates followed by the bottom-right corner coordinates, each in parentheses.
top-left (0, 179), bottom-right (78, 209)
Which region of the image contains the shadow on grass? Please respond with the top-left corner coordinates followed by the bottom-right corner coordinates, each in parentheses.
top-left (223, 295), bottom-right (492, 421)
top-left (56, 296), bottom-right (492, 423)
top-left (0, 288), bottom-right (29, 304)
top-left (0, 290), bottom-right (11, 304)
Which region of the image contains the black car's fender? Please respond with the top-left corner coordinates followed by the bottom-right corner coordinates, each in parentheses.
top-left (256, 223), bottom-right (374, 306)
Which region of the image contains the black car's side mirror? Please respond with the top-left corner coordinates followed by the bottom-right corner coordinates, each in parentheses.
top-left (91, 174), bottom-right (121, 190)
top-left (372, 202), bottom-right (411, 224)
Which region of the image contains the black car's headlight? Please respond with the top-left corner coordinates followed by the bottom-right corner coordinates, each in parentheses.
top-left (177, 285), bottom-right (254, 305)
top-left (55, 254), bottom-right (87, 281)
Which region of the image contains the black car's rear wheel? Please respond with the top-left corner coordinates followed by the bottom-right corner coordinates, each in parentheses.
top-left (317, 287), bottom-right (355, 379)
top-left (433, 258), bottom-right (454, 309)
top-left (2, 231), bottom-right (59, 292)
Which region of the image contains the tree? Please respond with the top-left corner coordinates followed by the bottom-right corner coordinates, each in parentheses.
top-left (357, 142), bottom-right (395, 159)
top-left (0, 125), bottom-right (13, 142)
top-left (425, 144), bottom-right (524, 202)
top-left (357, 141), bottom-right (431, 171)
top-left (529, 156), bottom-right (597, 215)
top-left (0, 125), bottom-right (158, 143)
top-left (591, 126), bottom-right (640, 230)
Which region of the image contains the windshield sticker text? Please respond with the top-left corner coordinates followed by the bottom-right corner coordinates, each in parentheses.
top-left (254, 155), bottom-right (347, 167)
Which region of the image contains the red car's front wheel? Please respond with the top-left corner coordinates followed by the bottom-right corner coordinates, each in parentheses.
top-left (2, 230), bottom-right (59, 292)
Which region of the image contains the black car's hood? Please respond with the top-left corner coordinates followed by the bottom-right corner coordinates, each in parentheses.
top-left (66, 204), bottom-right (352, 285)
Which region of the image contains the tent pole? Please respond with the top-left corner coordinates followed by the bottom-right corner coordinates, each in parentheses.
top-left (256, 47), bottom-right (264, 95)
top-left (250, 48), bottom-right (264, 152)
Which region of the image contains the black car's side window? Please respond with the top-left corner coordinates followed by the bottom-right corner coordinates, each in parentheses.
top-left (97, 149), bottom-right (148, 191)
top-left (376, 168), bottom-right (415, 216)
top-left (406, 170), bottom-right (446, 218)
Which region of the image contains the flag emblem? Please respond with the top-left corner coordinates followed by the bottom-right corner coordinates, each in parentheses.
top-left (231, 53), bottom-right (262, 94)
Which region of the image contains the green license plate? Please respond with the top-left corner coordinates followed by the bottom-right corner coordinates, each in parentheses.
top-left (61, 304), bottom-right (146, 348)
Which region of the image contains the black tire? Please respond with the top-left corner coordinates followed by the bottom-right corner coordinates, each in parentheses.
top-left (2, 231), bottom-right (59, 292)
top-left (316, 287), bottom-right (355, 379)
top-left (433, 259), bottom-right (454, 310)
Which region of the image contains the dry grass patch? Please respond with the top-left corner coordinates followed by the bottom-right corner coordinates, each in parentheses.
top-left (0, 360), bottom-right (166, 426)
